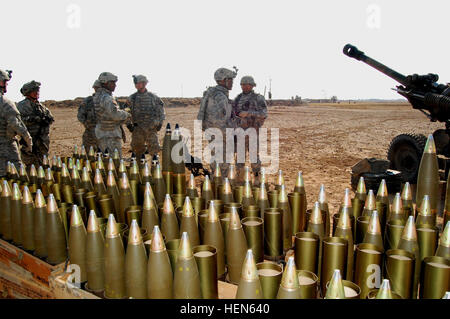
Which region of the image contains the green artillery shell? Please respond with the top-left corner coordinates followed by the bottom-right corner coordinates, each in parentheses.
top-left (356, 215), bottom-right (370, 245)
top-left (83, 191), bottom-right (98, 215)
top-left (52, 183), bottom-right (63, 204)
top-left (321, 237), bottom-right (348, 295)
top-left (242, 217), bottom-right (264, 264)
top-left (362, 189), bottom-right (376, 218)
top-left (173, 232), bottom-right (202, 299)
top-left (307, 202), bottom-right (326, 280)
top-left (62, 184), bottom-right (74, 205)
top-left (119, 173), bottom-right (133, 224)
top-left (81, 167), bottom-right (94, 192)
top-left (20, 186), bottom-right (35, 251)
top-left (46, 194), bottom-right (68, 265)
top-left (353, 177), bottom-right (367, 219)
top-left (106, 170), bottom-right (120, 217)
top-left (297, 269), bottom-right (318, 299)
top-left (277, 185), bottom-right (292, 251)
top-left (332, 213), bottom-right (355, 237)
top-left (161, 194), bottom-right (180, 240)
top-left (243, 205), bottom-right (260, 219)
top-left (98, 194), bottom-right (115, 219)
top-left (224, 202), bottom-right (242, 218)
top-left (201, 175), bottom-right (214, 204)
top-left (125, 205), bottom-right (142, 227)
top-left (354, 243), bottom-right (383, 298)
top-left (227, 210), bottom-right (248, 284)
top-left (416, 135), bottom-right (440, 216)
top-left (324, 269), bottom-right (345, 299)
top-left (435, 221), bottom-right (450, 258)
top-left (162, 171), bottom-right (173, 197)
top-left (416, 195), bottom-right (436, 227)
top-left (152, 165), bottom-right (167, 205)
top-left (166, 238), bottom-right (181, 277)
top-left (193, 245), bottom-right (218, 299)
top-left (172, 194), bottom-right (186, 211)
top-left (397, 216), bottom-right (420, 298)
top-left (384, 249), bottom-right (415, 299)
top-left (256, 261), bottom-right (283, 299)
top-left (288, 192), bottom-right (304, 235)
top-left (125, 220), bottom-right (148, 299)
top-left (293, 171), bottom-right (305, 194)
top-left (367, 279), bottom-right (396, 299)
top-left (172, 173), bottom-right (186, 195)
top-left (147, 225), bottom-right (173, 299)
top-left (162, 124), bottom-right (173, 172)
top-left (172, 127), bottom-right (186, 174)
top-left (219, 213), bottom-right (230, 263)
top-left (68, 205), bottom-right (87, 283)
top-left (212, 165), bottom-right (223, 200)
top-left (0, 180), bottom-right (12, 240)
top-left (268, 189), bottom-right (279, 209)
top-left (180, 197), bottom-right (200, 247)
top-left (186, 173), bottom-right (199, 199)
top-left (58, 202), bottom-right (69, 243)
top-left (263, 208), bottom-right (283, 260)
top-left (33, 190), bottom-right (47, 258)
top-left (416, 224), bottom-right (439, 262)
top-left (11, 183), bottom-right (23, 246)
top-left (104, 214), bottom-right (126, 299)
top-left (191, 197), bottom-right (205, 216)
top-left (208, 199), bottom-right (224, 215)
top-left (236, 249), bottom-right (263, 299)
top-left (141, 188), bottom-right (160, 235)
top-left (375, 179), bottom-right (390, 233)
top-left (203, 202), bottom-right (225, 278)
top-left (335, 188), bottom-right (352, 236)
top-left (257, 183), bottom-right (270, 220)
top-left (420, 256), bottom-right (450, 299)
top-left (93, 169), bottom-right (107, 196)
top-left (233, 185), bottom-right (245, 205)
top-left (277, 256), bottom-right (301, 299)
top-left (85, 210), bottom-right (105, 293)
top-left (401, 182), bottom-right (414, 217)
top-left (362, 210), bottom-right (384, 252)
top-left (129, 179), bottom-right (140, 206)
top-left (335, 209), bottom-right (354, 280)
top-left (241, 181), bottom-right (255, 210)
top-left (74, 187), bottom-right (86, 208)
top-left (385, 219), bottom-right (405, 251)
top-left (294, 232), bottom-right (320, 274)
top-left (198, 210), bottom-right (208, 244)
top-left (325, 279), bottom-right (361, 299)
top-left (252, 187), bottom-right (260, 205)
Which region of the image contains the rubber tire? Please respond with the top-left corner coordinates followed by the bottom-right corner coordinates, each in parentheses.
top-left (351, 171), bottom-right (403, 194)
top-left (387, 133), bottom-right (427, 183)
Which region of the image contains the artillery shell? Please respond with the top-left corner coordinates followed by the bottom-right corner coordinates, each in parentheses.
top-left (256, 261), bottom-right (283, 299)
top-left (384, 249), bottom-right (415, 299)
top-left (46, 194), bottom-right (68, 265)
top-left (321, 237), bottom-right (348, 295)
top-left (226, 209), bottom-right (248, 284)
top-left (263, 208), bottom-right (283, 260)
top-left (166, 238), bottom-right (181, 276)
top-left (11, 183), bottom-right (23, 246)
top-left (68, 205), bottom-right (87, 284)
top-left (324, 269), bottom-right (345, 299)
top-left (420, 256), bottom-right (450, 299)
top-left (355, 215), bottom-right (370, 245)
top-left (180, 196), bottom-right (200, 247)
top-left (20, 186), bottom-right (35, 251)
top-left (235, 249), bottom-right (263, 299)
top-left (277, 256), bottom-right (301, 299)
top-left (325, 279), bottom-right (361, 299)
top-left (288, 192), bottom-right (305, 235)
top-left (297, 270), bottom-right (318, 299)
top-left (85, 210), bottom-right (105, 294)
top-left (416, 224), bottom-right (439, 262)
top-left (385, 219), bottom-right (405, 251)
top-left (354, 243), bottom-right (383, 298)
top-left (335, 209), bottom-right (355, 280)
top-left (125, 220), bottom-right (147, 299)
top-left (161, 194), bottom-right (180, 240)
top-left (172, 173), bottom-right (186, 195)
top-left (294, 232), bottom-right (320, 275)
top-left (203, 201), bottom-right (225, 278)
top-left (0, 181), bottom-right (12, 240)
top-left (242, 217), bottom-right (264, 264)
top-left (193, 245), bottom-right (218, 299)
top-left (362, 210), bottom-right (384, 252)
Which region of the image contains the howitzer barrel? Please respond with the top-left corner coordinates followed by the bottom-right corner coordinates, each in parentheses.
top-left (343, 44), bottom-right (408, 86)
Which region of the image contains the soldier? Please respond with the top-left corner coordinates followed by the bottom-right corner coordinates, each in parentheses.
top-left (93, 72), bottom-right (131, 157)
top-left (127, 74), bottom-right (165, 160)
top-left (0, 70), bottom-right (33, 176)
top-left (197, 67), bottom-right (237, 176)
top-left (17, 81), bottom-right (54, 166)
top-left (77, 80), bottom-right (101, 151)
top-left (233, 76), bottom-right (268, 177)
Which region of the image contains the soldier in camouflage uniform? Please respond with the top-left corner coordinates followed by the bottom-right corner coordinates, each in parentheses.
top-left (77, 80), bottom-right (101, 151)
top-left (127, 74), bottom-right (165, 160)
top-left (0, 70), bottom-right (33, 176)
top-left (233, 76), bottom-right (268, 176)
top-left (93, 72), bottom-right (131, 157)
top-left (197, 67), bottom-right (237, 176)
top-left (17, 81), bottom-right (54, 167)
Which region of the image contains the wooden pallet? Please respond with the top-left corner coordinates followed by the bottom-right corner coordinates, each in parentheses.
top-left (0, 239), bottom-right (63, 299)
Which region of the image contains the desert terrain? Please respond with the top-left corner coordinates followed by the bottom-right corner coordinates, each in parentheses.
top-left (47, 101), bottom-right (442, 215)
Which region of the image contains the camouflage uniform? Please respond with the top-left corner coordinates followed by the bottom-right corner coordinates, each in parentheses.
top-left (128, 75), bottom-right (165, 159)
top-left (17, 82), bottom-right (54, 167)
top-left (197, 68), bottom-right (237, 176)
top-left (77, 80), bottom-right (101, 150)
top-left (93, 82), bottom-right (130, 157)
top-left (0, 71), bottom-right (32, 176)
top-left (233, 76), bottom-right (268, 175)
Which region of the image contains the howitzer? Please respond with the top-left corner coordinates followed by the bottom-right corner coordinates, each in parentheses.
top-left (343, 44), bottom-right (450, 123)
top-left (343, 44), bottom-right (450, 184)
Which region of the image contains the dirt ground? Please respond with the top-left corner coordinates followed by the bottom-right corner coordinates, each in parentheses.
top-left (48, 102), bottom-right (442, 214)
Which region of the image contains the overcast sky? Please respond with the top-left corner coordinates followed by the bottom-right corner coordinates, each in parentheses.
top-left (2, 0), bottom-right (450, 101)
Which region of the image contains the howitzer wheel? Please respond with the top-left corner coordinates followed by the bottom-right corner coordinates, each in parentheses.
top-left (387, 133), bottom-right (427, 183)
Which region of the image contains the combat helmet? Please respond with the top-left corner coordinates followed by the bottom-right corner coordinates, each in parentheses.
top-left (92, 80), bottom-right (102, 89)
top-left (240, 76), bottom-right (256, 86)
top-left (98, 72), bottom-right (118, 83)
top-left (0, 69), bottom-right (11, 82)
top-left (214, 68), bottom-right (237, 82)
top-left (132, 74), bottom-right (148, 84)
top-left (20, 80), bottom-right (41, 96)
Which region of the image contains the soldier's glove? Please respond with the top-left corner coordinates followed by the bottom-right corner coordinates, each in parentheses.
top-left (23, 135), bottom-right (33, 153)
top-left (126, 123), bottom-right (135, 132)
top-left (156, 123), bottom-right (163, 131)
